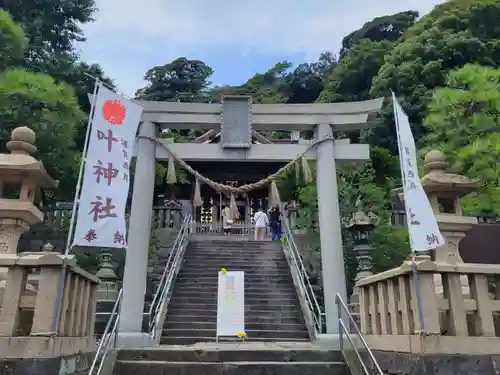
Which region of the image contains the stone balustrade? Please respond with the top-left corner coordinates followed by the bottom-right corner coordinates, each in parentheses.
top-left (357, 257), bottom-right (500, 355)
top-left (0, 252), bottom-right (99, 359)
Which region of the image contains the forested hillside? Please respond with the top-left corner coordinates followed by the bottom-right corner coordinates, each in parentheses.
top-left (1, 0), bottom-right (499, 286)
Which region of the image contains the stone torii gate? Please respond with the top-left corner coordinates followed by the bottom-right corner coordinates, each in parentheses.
top-left (119, 95), bottom-right (383, 346)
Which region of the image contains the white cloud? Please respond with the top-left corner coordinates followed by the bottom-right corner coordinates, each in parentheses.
top-left (78, 0), bottom-right (446, 96)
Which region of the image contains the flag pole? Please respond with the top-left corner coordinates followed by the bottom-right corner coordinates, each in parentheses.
top-left (392, 91), bottom-right (425, 334)
top-left (64, 80), bottom-right (101, 256)
top-left (51, 79), bottom-right (100, 333)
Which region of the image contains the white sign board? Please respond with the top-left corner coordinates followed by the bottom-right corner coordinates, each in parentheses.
top-left (216, 271), bottom-right (245, 337)
top-left (392, 92), bottom-right (444, 251)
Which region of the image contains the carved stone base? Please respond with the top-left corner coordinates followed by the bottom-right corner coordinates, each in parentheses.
top-left (0, 218), bottom-right (30, 254)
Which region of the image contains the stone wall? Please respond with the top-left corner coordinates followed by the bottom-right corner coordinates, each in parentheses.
top-left (0, 352), bottom-right (94, 375)
top-left (364, 351), bottom-right (500, 375)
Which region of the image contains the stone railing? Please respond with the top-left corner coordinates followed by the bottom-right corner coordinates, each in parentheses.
top-left (357, 258), bottom-right (500, 355)
top-left (41, 204), bottom-right (182, 230)
top-left (0, 252), bottom-right (99, 358)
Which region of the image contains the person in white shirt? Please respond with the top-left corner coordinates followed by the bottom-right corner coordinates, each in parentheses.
top-left (221, 205), bottom-right (232, 235)
top-left (253, 207), bottom-right (269, 241)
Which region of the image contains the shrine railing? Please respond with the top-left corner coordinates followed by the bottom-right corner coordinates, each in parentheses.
top-left (41, 204), bottom-right (182, 230)
top-left (357, 258), bottom-right (500, 355)
top-left (190, 221), bottom-right (260, 237)
top-left (149, 213), bottom-right (192, 344)
top-left (336, 293), bottom-right (384, 375)
top-left (0, 252), bottom-right (98, 358)
top-left (281, 219), bottom-right (324, 338)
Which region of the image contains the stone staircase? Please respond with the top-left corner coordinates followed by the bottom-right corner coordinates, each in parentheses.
top-left (161, 238), bottom-right (310, 344)
top-left (114, 343), bottom-right (348, 375)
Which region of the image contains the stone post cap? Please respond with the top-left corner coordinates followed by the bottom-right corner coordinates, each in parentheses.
top-left (424, 150), bottom-right (447, 172)
top-left (6, 126), bottom-right (37, 155)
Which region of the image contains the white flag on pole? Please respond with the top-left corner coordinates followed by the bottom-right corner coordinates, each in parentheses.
top-left (72, 85), bottom-right (143, 248)
top-left (392, 92), bottom-right (444, 251)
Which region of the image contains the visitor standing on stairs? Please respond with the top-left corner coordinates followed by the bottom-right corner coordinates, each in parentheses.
top-left (221, 205), bottom-right (233, 235)
top-left (268, 205), bottom-right (282, 241)
top-left (253, 206), bottom-right (269, 241)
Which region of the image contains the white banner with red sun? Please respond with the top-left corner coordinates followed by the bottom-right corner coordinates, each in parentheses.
top-left (72, 85), bottom-right (143, 248)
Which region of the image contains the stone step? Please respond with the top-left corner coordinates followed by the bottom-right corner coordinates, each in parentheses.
top-left (177, 273), bottom-right (293, 280)
top-left (180, 267), bottom-right (290, 277)
top-left (166, 308), bottom-right (304, 319)
top-left (187, 242), bottom-right (283, 253)
top-left (172, 289), bottom-right (297, 298)
top-left (175, 278), bottom-right (293, 286)
top-left (168, 295), bottom-right (297, 305)
top-left (162, 329), bottom-right (309, 339)
top-left (186, 248), bottom-right (282, 255)
top-left (189, 240), bottom-right (278, 245)
top-left (168, 302), bottom-right (303, 312)
top-left (167, 314), bottom-right (304, 325)
top-left (164, 321), bottom-right (306, 332)
top-left (181, 261), bottom-right (289, 269)
top-left (114, 360), bottom-right (346, 375)
top-left (159, 336), bottom-right (311, 346)
top-left (117, 347), bottom-right (344, 362)
top-left (172, 284), bottom-right (296, 293)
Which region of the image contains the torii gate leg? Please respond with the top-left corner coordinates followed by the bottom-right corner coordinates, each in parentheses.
top-left (118, 121), bottom-right (156, 347)
top-left (315, 123), bottom-right (347, 334)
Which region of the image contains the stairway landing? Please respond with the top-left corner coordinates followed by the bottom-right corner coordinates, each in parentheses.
top-left (115, 342), bottom-right (348, 375)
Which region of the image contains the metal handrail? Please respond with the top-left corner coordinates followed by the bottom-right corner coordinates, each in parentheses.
top-left (88, 288), bottom-right (123, 375)
top-left (281, 220), bottom-right (324, 334)
top-left (149, 213), bottom-right (191, 343)
top-left (335, 293), bottom-right (384, 375)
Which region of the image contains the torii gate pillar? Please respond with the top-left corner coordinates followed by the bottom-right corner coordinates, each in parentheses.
top-left (315, 124), bottom-right (346, 334)
top-left (118, 121), bottom-right (156, 347)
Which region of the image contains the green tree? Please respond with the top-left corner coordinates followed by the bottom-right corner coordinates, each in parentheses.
top-left (0, 10), bottom-right (26, 71)
top-left (0, 0), bottom-right (96, 74)
top-left (136, 57), bottom-right (214, 102)
top-left (370, 0), bottom-right (500, 152)
top-left (317, 40), bottom-right (392, 103)
top-left (0, 68), bottom-right (85, 200)
top-left (340, 11), bottom-right (419, 58)
top-left (424, 63), bottom-right (500, 213)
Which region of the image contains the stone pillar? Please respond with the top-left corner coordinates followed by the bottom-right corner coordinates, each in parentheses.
top-left (315, 124), bottom-right (346, 334)
top-left (118, 121), bottom-right (156, 347)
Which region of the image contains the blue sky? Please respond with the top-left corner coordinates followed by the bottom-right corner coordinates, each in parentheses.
top-left (78, 0), bottom-right (446, 97)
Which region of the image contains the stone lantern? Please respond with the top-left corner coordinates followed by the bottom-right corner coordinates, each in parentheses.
top-left (420, 150), bottom-right (481, 263)
top-left (95, 251), bottom-right (119, 301)
top-left (0, 126), bottom-right (58, 255)
top-left (0, 126), bottom-right (58, 302)
top-left (342, 198), bottom-right (379, 319)
top-left (395, 150), bottom-right (481, 295)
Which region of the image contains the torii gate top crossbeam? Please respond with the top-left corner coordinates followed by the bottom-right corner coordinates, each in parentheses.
top-left (138, 96), bottom-right (384, 132)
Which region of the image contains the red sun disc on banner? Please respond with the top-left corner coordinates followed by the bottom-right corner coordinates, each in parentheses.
top-left (102, 100), bottom-right (126, 125)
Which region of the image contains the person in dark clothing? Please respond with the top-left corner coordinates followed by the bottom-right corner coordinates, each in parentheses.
top-left (268, 205), bottom-right (282, 241)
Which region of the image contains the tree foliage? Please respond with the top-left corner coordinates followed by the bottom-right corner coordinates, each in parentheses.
top-left (0, 0), bottom-right (96, 74)
top-left (0, 68), bottom-right (85, 198)
top-left (425, 63), bottom-right (500, 213)
top-left (370, 0), bottom-right (500, 151)
top-left (135, 57), bottom-right (214, 102)
top-left (0, 10), bottom-right (26, 71)
top-left (340, 11), bottom-right (419, 58)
